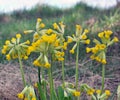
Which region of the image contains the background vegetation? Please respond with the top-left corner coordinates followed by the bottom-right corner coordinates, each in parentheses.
top-left (0, 2), bottom-right (120, 99)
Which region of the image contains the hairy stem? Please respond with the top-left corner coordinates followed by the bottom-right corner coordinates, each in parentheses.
top-left (18, 51), bottom-right (26, 87)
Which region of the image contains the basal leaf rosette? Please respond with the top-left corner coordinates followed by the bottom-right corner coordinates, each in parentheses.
top-left (1, 33), bottom-right (30, 60)
top-left (86, 30), bottom-right (119, 64)
top-left (67, 25), bottom-right (90, 54)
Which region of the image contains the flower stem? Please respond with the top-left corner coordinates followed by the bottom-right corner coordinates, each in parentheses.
top-left (18, 52), bottom-right (26, 87)
top-left (101, 64), bottom-right (105, 93)
top-left (48, 68), bottom-right (54, 100)
top-left (62, 49), bottom-right (65, 88)
top-left (75, 42), bottom-right (80, 90)
top-left (38, 67), bottom-right (41, 84)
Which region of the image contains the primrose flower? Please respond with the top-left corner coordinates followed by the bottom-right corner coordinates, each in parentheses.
top-left (96, 89), bottom-right (101, 94)
top-left (66, 87), bottom-right (80, 97)
top-left (86, 30), bottom-right (119, 64)
top-left (67, 25), bottom-right (90, 54)
top-left (17, 85), bottom-right (36, 100)
top-left (46, 28), bottom-right (53, 34)
top-left (37, 18), bottom-right (42, 22)
top-left (1, 33), bottom-right (31, 60)
top-left (73, 91), bottom-right (80, 96)
top-left (105, 90), bottom-right (111, 96)
top-left (39, 23), bottom-right (45, 28)
top-left (87, 88), bottom-right (95, 96)
top-left (53, 23), bottom-right (59, 30)
top-left (25, 21), bottom-right (66, 68)
top-left (17, 93), bottom-right (24, 99)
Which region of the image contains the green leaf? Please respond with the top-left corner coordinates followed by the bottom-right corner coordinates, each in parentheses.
top-left (58, 86), bottom-right (64, 100)
top-left (37, 82), bottom-right (47, 100)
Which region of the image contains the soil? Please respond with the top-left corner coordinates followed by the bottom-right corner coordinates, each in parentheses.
top-left (0, 63), bottom-right (38, 100)
top-left (0, 61), bottom-right (120, 100)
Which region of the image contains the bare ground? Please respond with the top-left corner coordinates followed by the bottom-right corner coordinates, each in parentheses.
top-left (0, 61), bottom-right (120, 100)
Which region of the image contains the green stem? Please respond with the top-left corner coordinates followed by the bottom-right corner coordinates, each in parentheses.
top-left (48, 68), bottom-right (54, 100)
top-left (41, 67), bottom-right (47, 99)
top-left (101, 64), bottom-right (105, 93)
top-left (75, 42), bottom-right (80, 90)
top-left (38, 67), bottom-right (41, 84)
top-left (18, 52), bottom-right (26, 87)
top-left (62, 50), bottom-right (65, 88)
top-left (75, 42), bottom-right (80, 100)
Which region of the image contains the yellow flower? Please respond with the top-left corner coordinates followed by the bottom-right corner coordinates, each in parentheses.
top-left (1, 49), bottom-right (6, 54)
top-left (5, 40), bottom-right (10, 45)
top-left (32, 97), bottom-right (36, 100)
top-left (63, 42), bottom-right (68, 50)
top-left (54, 39), bottom-right (60, 47)
top-left (73, 91), bottom-right (80, 96)
top-left (33, 60), bottom-right (40, 67)
top-left (84, 29), bottom-right (89, 33)
top-left (24, 98), bottom-right (28, 100)
top-left (87, 89), bottom-right (95, 96)
top-left (6, 54), bottom-right (11, 60)
top-left (61, 52), bottom-right (65, 56)
top-left (67, 37), bottom-right (73, 43)
top-left (47, 29), bottom-right (53, 34)
top-left (25, 40), bottom-right (30, 44)
top-left (95, 57), bottom-right (101, 62)
top-left (86, 47), bottom-right (91, 53)
top-left (104, 30), bottom-right (112, 36)
top-left (85, 39), bottom-right (90, 44)
top-left (113, 37), bottom-right (119, 42)
top-left (44, 62), bottom-right (51, 68)
top-left (81, 35), bottom-right (87, 39)
top-left (96, 89), bottom-right (101, 94)
top-left (90, 55), bottom-right (95, 60)
top-left (98, 32), bottom-right (104, 38)
top-left (39, 23), bottom-right (45, 28)
top-left (101, 59), bottom-right (107, 64)
top-left (34, 33), bottom-right (39, 39)
top-left (11, 37), bottom-right (16, 43)
top-left (53, 23), bottom-right (59, 29)
top-left (105, 34), bottom-right (110, 39)
top-left (17, 93), bottom-right (24, 99)
top-left (70, 49), bottom-right (74, 54)
top-left (100, 44), bottom-right (106, 50)
top-left (91, 88), bottom-right (95, 93)
top-left (37, 18), bottom-right (42, 22)
top-left (76, 24), bottom-right (82, 30)
top-left (105, 90), bottom-right (111, 96)
top-left (34, 82), bottom-right (38, 88)
top-left (24, 56), bottom-right (28, 60)
top-left (58, 57), bottom-right (64, 61)
top-left (16, 33), bottom-right (21, 38)
top-left (29, 92), bottom-right (33, 97)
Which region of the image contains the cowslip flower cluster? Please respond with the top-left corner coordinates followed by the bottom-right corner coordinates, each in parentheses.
top-left (63, 82), bottom-right (80, 97)
top-left (80, 84), bottom-right (111, 99)
top-left (24, 18), bottom-right (66, 68)
top-left (17, 85), bottom-right (36, 100)
top-left (86, 30), bottom-right (119, 64)
top-left (1, 33), bottom-right (30, 60)
top-left (67, 25), bottom-right (90, 54)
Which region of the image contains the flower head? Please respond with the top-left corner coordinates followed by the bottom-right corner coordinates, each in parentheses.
top-left (2, 33), bottom-right (30, 60)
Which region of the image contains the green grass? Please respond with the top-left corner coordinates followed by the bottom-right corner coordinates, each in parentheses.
top-left (0, 2), bottom-right (120, 62)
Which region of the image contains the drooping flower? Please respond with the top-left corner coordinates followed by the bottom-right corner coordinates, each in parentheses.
top-left (1, 33), bottom-right (31, 60)
top-left (86, 30), bottom-right (119, 64)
